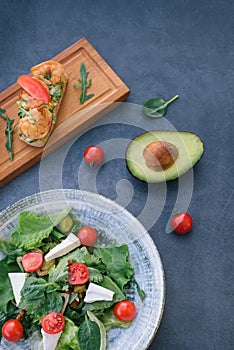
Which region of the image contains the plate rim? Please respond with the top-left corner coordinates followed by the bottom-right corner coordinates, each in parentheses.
top-left (0, 189), bottom-right (166, 350)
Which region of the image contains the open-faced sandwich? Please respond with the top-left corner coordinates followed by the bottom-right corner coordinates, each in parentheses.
top-left (17, 60), bottom-right (68, 147)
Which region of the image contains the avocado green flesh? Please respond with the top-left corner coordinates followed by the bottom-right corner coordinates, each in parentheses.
top-left (126, 131), bottom-right (204, 183)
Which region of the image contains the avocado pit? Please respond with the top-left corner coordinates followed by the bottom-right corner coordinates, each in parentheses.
top-left (143, 141), bottom-right (179, 171)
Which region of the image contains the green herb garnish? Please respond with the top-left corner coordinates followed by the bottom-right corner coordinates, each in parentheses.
top-left (0, 108), bottom-right (15, 161)
top-left (143, 94), bottom-right (179, 118)
top-left (74, 63), bottom-right (94, 104)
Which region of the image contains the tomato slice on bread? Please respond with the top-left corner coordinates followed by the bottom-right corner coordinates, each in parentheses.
top-left (42, 312), bottom-right (65, 334)
top-left (68, 263), bottom-right (89, 285)
top-left (17, 75), bottom-right (50, 104)
top-left (22, 252), bottom-right (43, 272)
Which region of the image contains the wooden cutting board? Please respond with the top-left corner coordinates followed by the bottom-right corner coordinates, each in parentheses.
top-left (0, 38), bottom-right (130, 187)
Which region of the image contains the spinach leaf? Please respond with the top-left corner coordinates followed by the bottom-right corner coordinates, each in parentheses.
top-left (0, 238), bottom-right (25, 263)
top-left (94, 245), bottom-right (134, 290)
top-left (19, 277), bottom-right (63, 322)
top-left (78, 315), bottom-right (100, 350)
top-left (11, 207), bottom-right (72, 250)
top-left (0, 259), bottom-right (16, 312)
top-left (143, 94), bottom-right (179, 118)
top-left (74, 63), bottom-right (94, 104)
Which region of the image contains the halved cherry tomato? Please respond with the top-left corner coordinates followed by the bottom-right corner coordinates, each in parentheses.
top-left (77, 226), bottom-right (97, 246)
top-left (113, 300), bottom-right (136, 322)
top-left (84, 145), bottom-right (104, 167)
top-left (170, 212), bottom-right (193, 235)
top-left (22, 252), bottom-right (43, 272)
top-left (2, 319), bottom-right (24, 342)
top-left (42, 312), bottom-right (65, 334)
top-left (17, 75), bottom-right (50, 104)
top-left (67, 263), bottom-right (89, 285)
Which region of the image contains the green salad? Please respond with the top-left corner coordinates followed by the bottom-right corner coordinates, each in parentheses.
top-left (0, 207), bottom-right (145, 350)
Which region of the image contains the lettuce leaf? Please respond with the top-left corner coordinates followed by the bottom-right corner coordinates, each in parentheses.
top-left (94, 245), bottom-right (134, 290)
top-left (56, 317), bottom-right (80, 350)
top-left (95, 308), bottom-right (131, 330)
top-left (11, 207), bottom-right (72, 250)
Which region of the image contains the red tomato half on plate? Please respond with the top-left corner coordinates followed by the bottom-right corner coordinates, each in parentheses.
top-left (22, 252), bottom-right (43, 272)
top-left (17, 75), bottom-right (50, 104)
top-left (42, 312), bottom-right (65, 334)
top-left (68, 263), bottom-right (89, 285)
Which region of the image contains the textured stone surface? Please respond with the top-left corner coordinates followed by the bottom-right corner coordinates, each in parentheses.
top-left (1, 1), bottom-right (234, 349)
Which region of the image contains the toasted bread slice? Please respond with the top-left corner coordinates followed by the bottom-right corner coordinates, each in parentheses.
top-left (17, 61), bottom-right (67, 148)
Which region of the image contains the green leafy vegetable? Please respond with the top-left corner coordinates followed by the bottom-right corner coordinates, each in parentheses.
top-left (94, 245), bottom-right (134, 290)
top-left (0, 108), bottom-right (15, 161)
top-left (11, 207), bottom-right (72, 250)
top-left (84, 276), bottom-right (125, 312)
top-left (96, 308), bottom-right (131, 331)
top-left (0, 259), bottom-right (17, 312)
top-left (143, 94), bottom-right (179, 118)
top-left (78, 314), bottom-right (101, 350)
top-left (56, 317), bottom-right (80, 350)
top-left (19, 277), bottom-right (63, 321)
top-left (74, 63), bottom-right (94, 104)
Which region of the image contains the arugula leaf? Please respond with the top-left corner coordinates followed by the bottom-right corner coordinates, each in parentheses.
top-left (56, 317), bottom-right (80, 350)
top-left (0, 108), bottom-right (15, 161)
top-left (0, 259), bottom-right (16, 312)
top-left (78, 314), bottom-right (100, 350)
top-left (142, 94), bottom-right (179, 118)
top-left (94, 245), bottom-right (134, 290)
top-left (11, 207), bottom-right (72, 250)
top-left (74, 63), bottom-right (94, 104)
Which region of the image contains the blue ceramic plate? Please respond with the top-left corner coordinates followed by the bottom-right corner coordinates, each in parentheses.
top-left (0, 189), bottom-right (165, 350)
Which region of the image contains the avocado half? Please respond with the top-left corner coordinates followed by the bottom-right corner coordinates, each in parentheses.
top-left (126, 130), bottom-right (204, 183)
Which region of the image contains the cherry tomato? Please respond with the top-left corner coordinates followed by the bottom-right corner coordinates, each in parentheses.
top-left (113, 300), bottom-right (136, 322)
top-left (67, 263), bottom-right (89, 285)
top-left (170, 212), bottom-right (193, 235)
top-left (84, 145), bottom-right (104, 167)
top-left (22, 252), bottom-right (43, 272)
top-left (17, 75), bottom-right (50, 104)
top-left (77, 226), bottom-right (97, 246)
top-left (42, 312), bottom-right (65, 334)
top-left (2, 319), bottom-right (24, 342)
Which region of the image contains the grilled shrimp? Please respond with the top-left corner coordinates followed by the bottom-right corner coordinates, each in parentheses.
top-left (19, 90), bottom-right (46, 109)
top-left (31, 60), bottom-right (66, 85)
top-left (18, 107), bottom-right (52, 140)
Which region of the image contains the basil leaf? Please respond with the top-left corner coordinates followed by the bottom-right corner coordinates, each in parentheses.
top-left (78, 315), bottom-right (100, 350)
top-left (143, 94), bottom-right (179, 118)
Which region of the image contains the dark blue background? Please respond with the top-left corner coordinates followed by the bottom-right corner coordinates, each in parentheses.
top-left (1, 1), bottom-right (234, 349)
